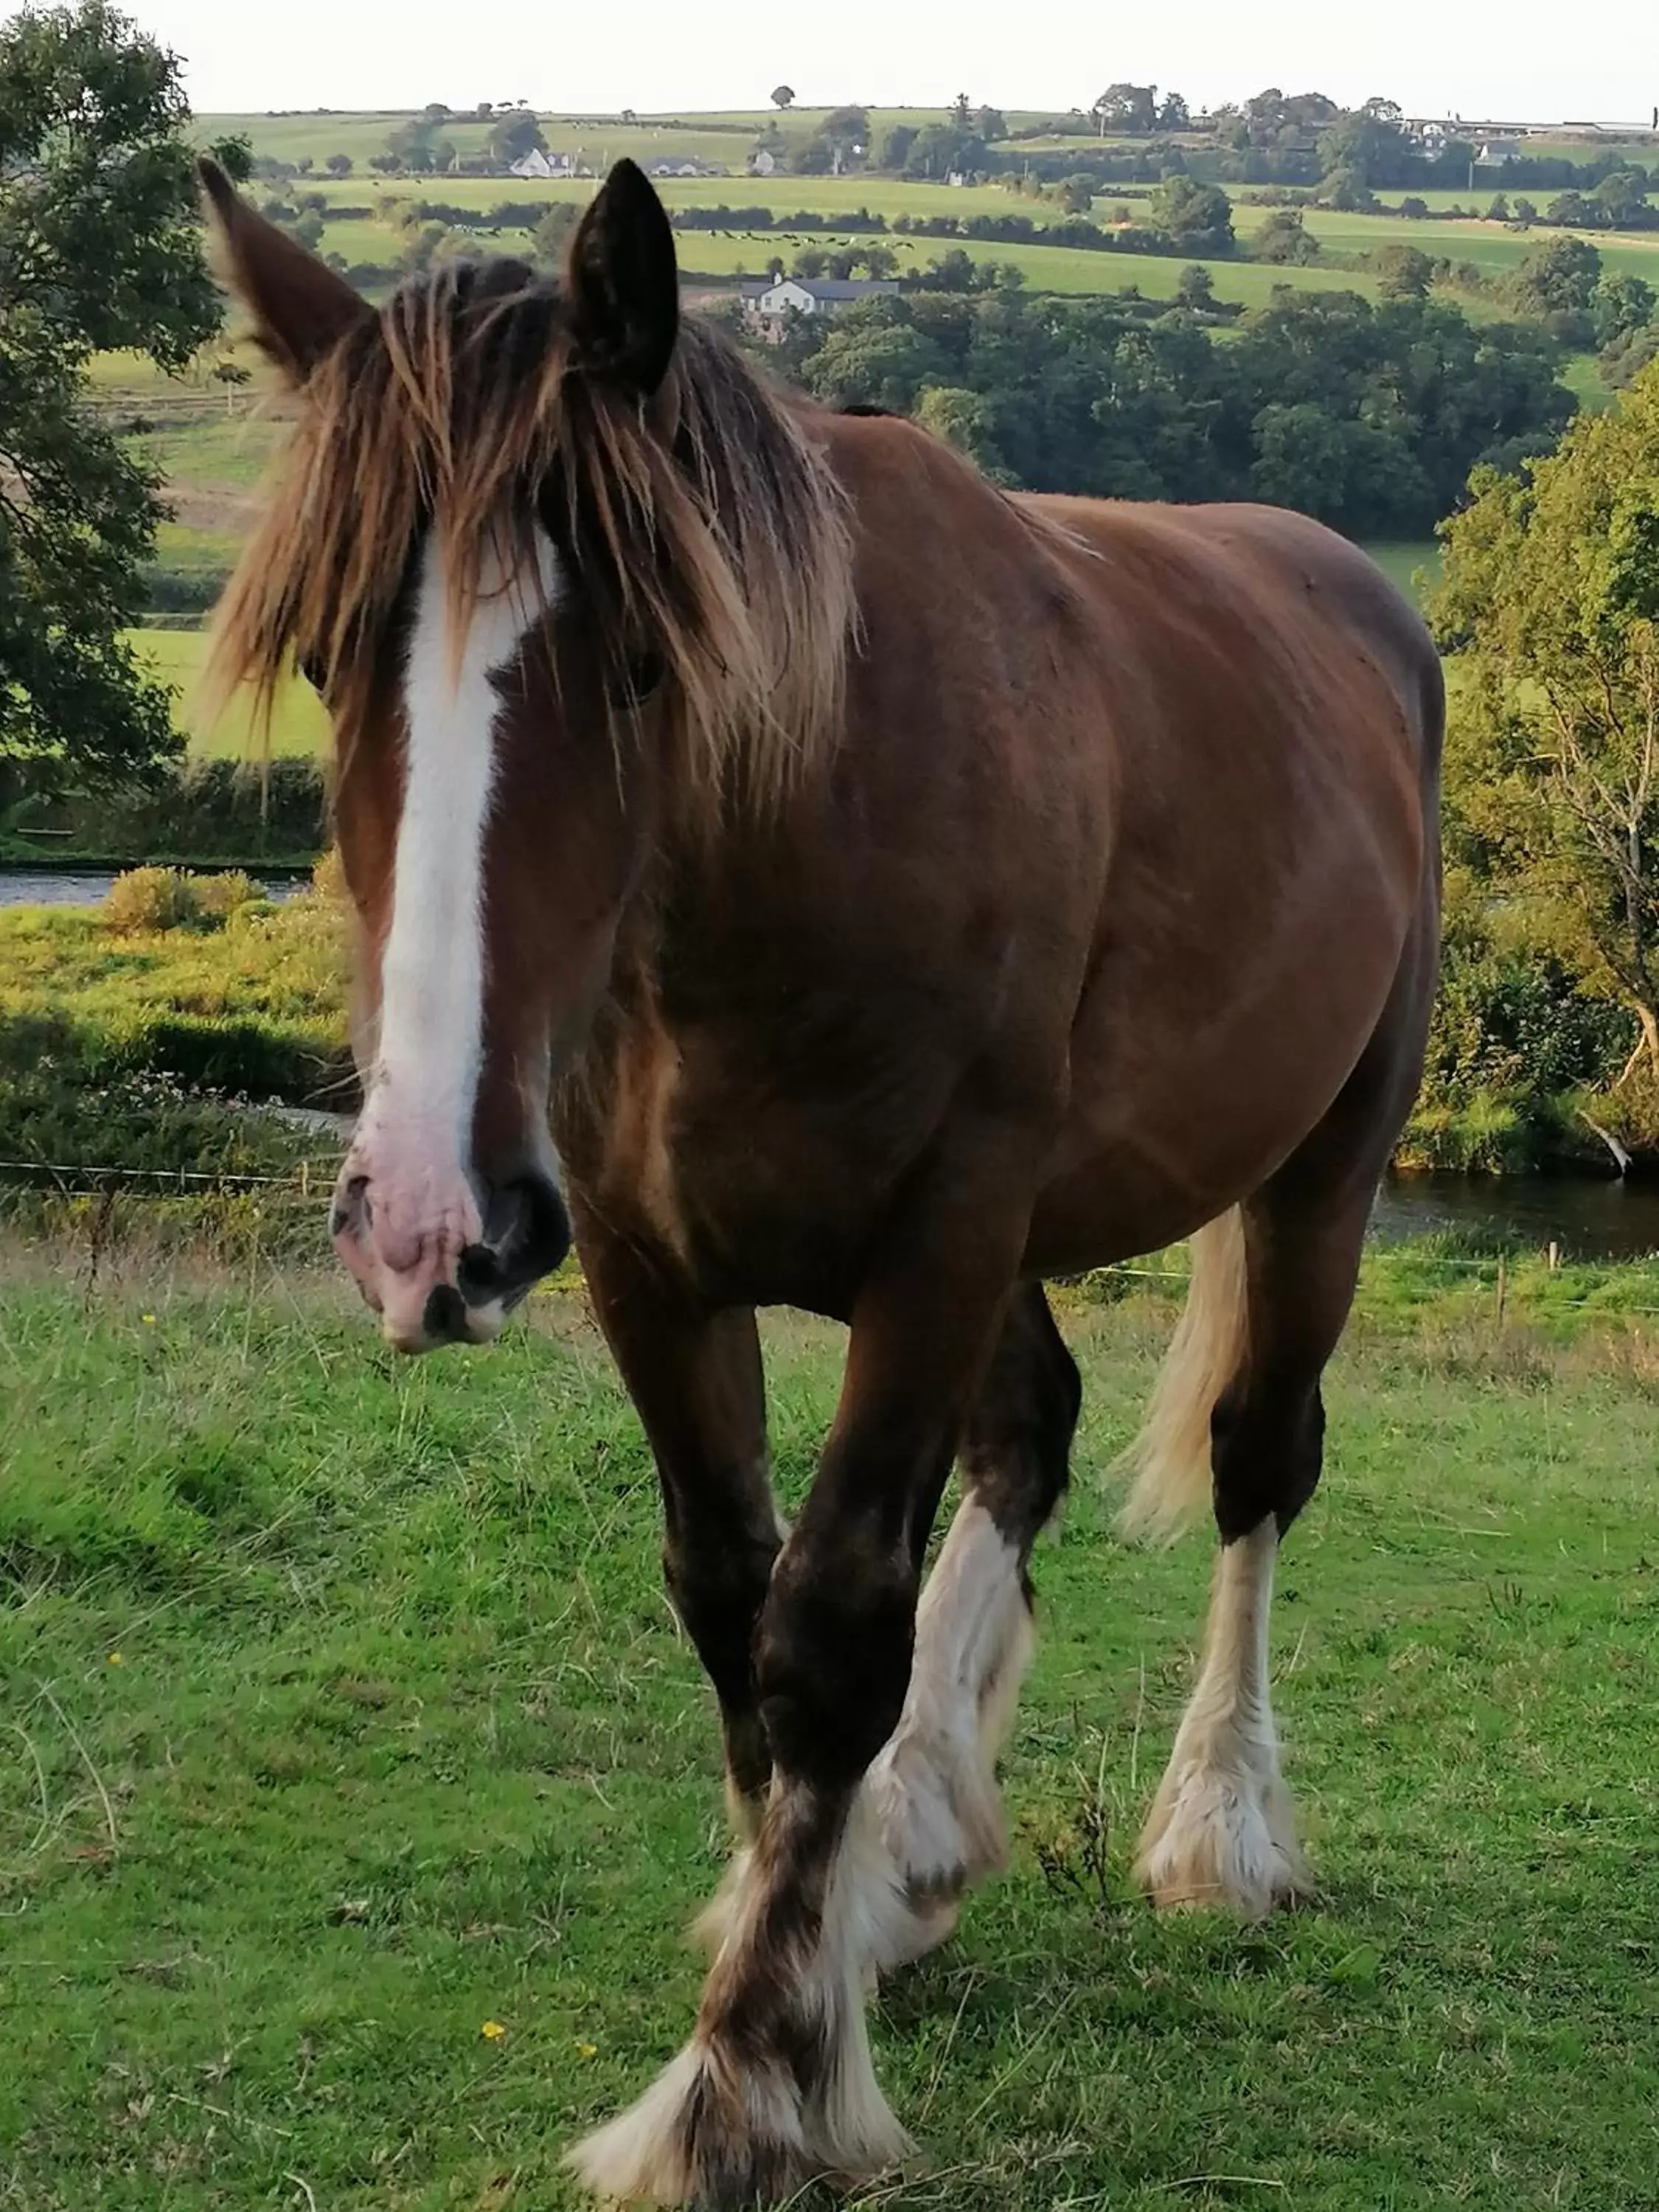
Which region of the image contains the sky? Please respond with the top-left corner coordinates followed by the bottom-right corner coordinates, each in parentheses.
top-left (69, 0), bottom-right (1659, 127)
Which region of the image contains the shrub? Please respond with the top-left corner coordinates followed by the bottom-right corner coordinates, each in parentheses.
top-left (192, 871), bottom-right (259, 923)
top-left (104, 867), bottom-right (199, 933)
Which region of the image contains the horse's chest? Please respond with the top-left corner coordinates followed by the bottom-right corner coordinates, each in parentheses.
top-left (571, 1025), bottom-right (931, 1313)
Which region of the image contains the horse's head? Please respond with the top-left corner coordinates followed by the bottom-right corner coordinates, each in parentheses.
top-left (201, 160), bottom-right (686, 1350)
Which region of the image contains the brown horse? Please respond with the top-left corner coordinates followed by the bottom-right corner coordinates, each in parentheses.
top-left (201, 157), bottom-right (1441, 2208)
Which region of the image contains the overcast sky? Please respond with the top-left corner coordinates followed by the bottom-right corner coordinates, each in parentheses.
top-left (83, 0), bottom-right (1659, 128)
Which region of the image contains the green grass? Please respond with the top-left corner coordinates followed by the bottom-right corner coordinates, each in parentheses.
top-left (4, 1265), bottom-right (1659, 2208)
top-left (1364, 540), bottom-right (1443, 602)
top-left (128, 629), bottom-right (329, 760)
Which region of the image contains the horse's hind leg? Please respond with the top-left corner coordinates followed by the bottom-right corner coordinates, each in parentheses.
top-left (1135, 922), bottom-right (1436, 1915)
top-left (866, 1281), bottom-right (1079, 1966)
top-left (1133, 1184), bottom-right (1368, 1913)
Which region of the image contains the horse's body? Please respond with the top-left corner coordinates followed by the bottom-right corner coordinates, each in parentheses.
top-left (564, 453), bottom-right (1436, 1311)
top-left (202, 157), bottom-right (1441, 2210)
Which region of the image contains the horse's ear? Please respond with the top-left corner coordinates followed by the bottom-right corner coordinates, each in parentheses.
top-left (565, 160), bottom-right (680, 395)
top-left (197, 158), bottom-right (372, 386)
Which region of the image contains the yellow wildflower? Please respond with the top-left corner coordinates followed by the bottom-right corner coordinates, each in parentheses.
top-left (480, 2020), bottom-right (507, 2041)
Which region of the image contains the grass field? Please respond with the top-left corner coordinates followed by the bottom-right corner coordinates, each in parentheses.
top-left (5, 1264), bottom-right (1659, 2208)
top-left (130, 628), bottom-right (328, 759)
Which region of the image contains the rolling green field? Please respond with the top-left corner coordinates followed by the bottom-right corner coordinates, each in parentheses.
top-left (130, 627), bottom-right (328, 759)
top-left (5, 1265), bottom-right (1659, 2208)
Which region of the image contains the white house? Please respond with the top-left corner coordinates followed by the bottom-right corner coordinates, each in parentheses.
top-left (509, 147), bottom-right (573, 179)
top-left (740, 276), bottom-right (900, 338)
top-left (748, 147), bottom-right (779, 177)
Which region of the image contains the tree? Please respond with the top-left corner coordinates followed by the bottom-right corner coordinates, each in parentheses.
top-left (532, 200), bottom-right (580, 265)
top-left (1147, 174), bottom-right (1233, 255)
top-left (1175, 262), bottom-right (1217, 311)
top-left (487, 109), bottom-right (546, 166)
top-left (1593, 272), bottom-right (1657, 349)
top-left (1593, 169), bottom-right (1650, 228)
top-left (1092, 83), bottom-right (1158, 136)
top-left (0, 1), bottom-right (236, 808)
top-left (1509, 234), bottom-right (1603, 327)
top-left (1374, 243), bottom-right (1436, 299)
top-left (1251, 207), bottom-right (1320, 264)
top-left (1318, 103), bottom-right (1413, 188)
top-left (326, 151), bottom-right (353, 176)
top-left (771, 84), bottom-right (794, 110)
top-left (975, 105), bottom-right (1006, 143)
top-left (1057, 173), bottom-right (1095, 216)
top-left (1156, 91), bottom-right (1191, 132)
top-left (879, 125), bottom-right (917, 170)
top-left (1431, 362), bottom-right (1659, 1076)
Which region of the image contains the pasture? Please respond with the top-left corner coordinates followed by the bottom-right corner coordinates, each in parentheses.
top-left (4, 1265), bottom-right (1659, 2208)
top-left (129, 628), bottom-right (327, 759)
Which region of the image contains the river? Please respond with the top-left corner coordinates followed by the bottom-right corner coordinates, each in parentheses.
top-left (0, 868), bottom-right (307, 907)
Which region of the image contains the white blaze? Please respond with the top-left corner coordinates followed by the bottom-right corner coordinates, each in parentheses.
top-left (357, 528), bottom-right (561, 1256)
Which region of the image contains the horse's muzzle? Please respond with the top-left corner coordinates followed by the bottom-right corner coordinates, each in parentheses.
top-left (330, 1163), bottom-right (570, 1353)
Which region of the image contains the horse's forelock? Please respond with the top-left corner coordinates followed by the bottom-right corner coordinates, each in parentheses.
top-left (207, 266), bottom-right (855, 819)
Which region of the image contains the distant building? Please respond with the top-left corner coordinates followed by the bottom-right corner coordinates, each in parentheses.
top-left (646, 157), bottom-right (727, 178)
top-left (1476, 139), bottom-right (1521, 164)
top-left (747, 147), bottom-right (779, 177)
top-left (509, 147), bottom-right (573, 179)
top-left (740, 276), bottom-right (900, 338)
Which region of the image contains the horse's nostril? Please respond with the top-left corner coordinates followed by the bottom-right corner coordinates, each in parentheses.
top-left (332, 1175), bottom-right (370, 1240)
top-left (458, 1242), bottom-right (505, 1299)
top-left (422, 1283), bottom-right (467, 1343)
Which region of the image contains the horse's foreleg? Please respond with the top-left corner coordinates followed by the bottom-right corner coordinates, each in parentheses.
top-left (570, 1144), bottom-right (1035, 2206)
top-left (867, 1282), bottom-right (1079, 1966)
top-left (577, 1223), bottom-right (781, 1843)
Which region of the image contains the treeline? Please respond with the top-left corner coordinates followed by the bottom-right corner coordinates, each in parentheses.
top-left (743, 285), bottom-right (1571, 540)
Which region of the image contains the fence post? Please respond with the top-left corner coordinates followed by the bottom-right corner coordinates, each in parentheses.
top-left (1495, 1253), bottom-right (1508, 1326)
top-left (1547, 1241), bottom-right (1560, 1272)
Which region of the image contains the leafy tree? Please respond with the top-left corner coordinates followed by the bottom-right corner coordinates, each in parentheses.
top-left (1251, 207), bottom-right (1319, 264)
top-left (1319, 102), bottom-right (1413, 188)
top-left (0, 1), bottom-right (236, 807)
top-left (1593, 169), bottom-right (1650, 227)
top-left (975, 106), bottom-right (1007, 143)
top-left (879, 125), bottom-right (917, 170)
top-left (532, 200), bottom-right (580, 265)
top-left (1430, 363), bottom-right (1659, 1072)
top-left (1057, 174), bottom-right (1095, 216)
top-left (1509, 233), bottom-right (1603, 321)
top-left (1092, 83), bottom-right (1158, 136)
top-left (1486, 192), bottom-right (1509, 221)
top-left (326, 151), bottom-right (353, 176)
top-left (488, 109), bottom-right (546, 166)
top-left (1156, 91), bottom-right (1191, 131)
top-left (914, 385), bottom-right (1012, 481)
top-left (1175, 262), bottom-right (1217, 310)
top-left (1374, 243), bottom-right (1436, 299)
top-left (770, 84), bottom-right (794, 110)
top-left (1148, 174), bottom-right (1233, 254)
top-left (1398, 195), bottom-right (1430, 220)
top-left (1321, 166), bottom-right (1376, 212)
top-left (1593, 272), bottom-right (1657, 348)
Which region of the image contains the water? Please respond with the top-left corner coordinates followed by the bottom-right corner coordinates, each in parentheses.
top-left (0, 868), bottom-right (306, 907)
top-left (1373, 1171), bottom-right (1659, 1262)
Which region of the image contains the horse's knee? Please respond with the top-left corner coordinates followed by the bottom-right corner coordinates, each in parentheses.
top-left (756, 1536), bottom-right (916, 1788)
top-left (1211, 1380), bottom-right (1325, 1543)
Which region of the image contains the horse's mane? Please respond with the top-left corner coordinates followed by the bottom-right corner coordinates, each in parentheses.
top-left (209, 260), bottom-right (855, 812)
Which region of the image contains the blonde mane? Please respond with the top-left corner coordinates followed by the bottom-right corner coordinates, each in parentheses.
top-left (209, 262), bottom-right (856, 810)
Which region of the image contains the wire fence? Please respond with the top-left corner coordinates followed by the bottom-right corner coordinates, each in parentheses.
top-left (6, 1158), bottom-right (1659, 1313)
